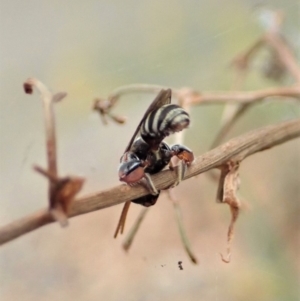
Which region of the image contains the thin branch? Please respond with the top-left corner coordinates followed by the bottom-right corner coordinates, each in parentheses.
top-left (265, 32), bottom-right (300, 84)
top-left (168, 190), bottom-right (198, 264)
top-left (23, 78), bottom-right (84, 226)
top-left (210, 39), bottom-right (253, 149)
top-left (182, 86), bottom-right (300, 105)
top-left (210, 104), bottom-right (253, 150)
top-left (96, 84), bottom-right (300, 128)
top-left (0, 119), bottom-right (299, 246)
top-left (231, 10), bottom-right (300, 84)
top-left (99, 85), bottom-right (300, 108)
top-left (206, 10), bottom-right (300, 148)
top-left (106, 84), bottom-right (169, 103)
top-left (24, 78), bottom-right (62, 177)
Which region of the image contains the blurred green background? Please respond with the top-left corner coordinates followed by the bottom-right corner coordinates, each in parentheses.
top-left (0, 1), bottom-right (299, 300)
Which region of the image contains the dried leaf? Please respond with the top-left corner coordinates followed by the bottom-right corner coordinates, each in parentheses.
top-left (219, 161), bottom-right (241, 263)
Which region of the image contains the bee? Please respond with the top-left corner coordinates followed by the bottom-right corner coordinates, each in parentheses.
top-left (114, 89), bottom-right (194, 237)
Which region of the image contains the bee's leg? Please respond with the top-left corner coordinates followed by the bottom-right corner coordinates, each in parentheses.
top-left (169, 160), bottom-right (186, 187)
top-left (170, 144), bottom-right (194, 186)
top-left (171, 144), bottom-right (194, 164)
top-left (123, 191), bottom-right (160, 251)
top-left (122, 207), bottom-right (150, 251)
top-left (141, 173), bottom-right (158, 195)
top-left (177, 160), bottom-right (187, 184)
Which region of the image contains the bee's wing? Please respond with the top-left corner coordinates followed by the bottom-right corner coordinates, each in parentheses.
top-left (124, 89), bottom-right (172, 152)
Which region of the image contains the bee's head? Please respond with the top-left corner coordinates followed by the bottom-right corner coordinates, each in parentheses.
top-left (118, 153), bottom-right (145, 184)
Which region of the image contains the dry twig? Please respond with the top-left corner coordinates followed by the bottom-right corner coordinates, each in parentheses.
top-left (0, 118), bottom-right (299, 246)
top-left (23, 78), bottom-right (84, 227)
top-left (167, 190), bottom-right (198, 264)
top-left (211, 10), bottom-right (300, 148)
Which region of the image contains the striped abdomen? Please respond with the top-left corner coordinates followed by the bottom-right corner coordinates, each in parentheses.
top-left (141, 104), bottom-right (190, 148)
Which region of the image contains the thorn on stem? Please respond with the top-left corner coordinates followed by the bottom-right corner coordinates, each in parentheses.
top-left (34, 165), bottom-right (85, 227)
top-left (52, 92), bottom-right (67, 103)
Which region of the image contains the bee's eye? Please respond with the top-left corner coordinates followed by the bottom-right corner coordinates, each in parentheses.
top-left (119, 163), bottom-right (144, 184)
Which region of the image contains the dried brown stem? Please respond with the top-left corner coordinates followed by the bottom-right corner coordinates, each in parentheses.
top-left (23, 79), bottom-right (84, 226)
top-left (231, 11), bottom-right (300, 84)
top-left (106, 84), bottom-right (169, 103)
top-left (100, 85), bottom-right (300, 109)
top-left (183, 86), bottom-right (300, 105)
top-left (210, 11), bottom-right (300, 149)
top-left (218, 161), bottom-right (241, 263)
top-left (265, 32), bottom-right (300, 84)
top-left (231, 38), bottom-right (265, 71)
top-left (0, 119), bottom-right (299, 246)
top-left (24, 78), bottom-right (63, 178)
top-left (210, 43), bottom-right (250, 149)
top-left (188, 86), bottom-right (299, 151)
top-left (211, 104), bottom-right (253, 150)
top-left (167, 190), bottom-right (198, 264)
